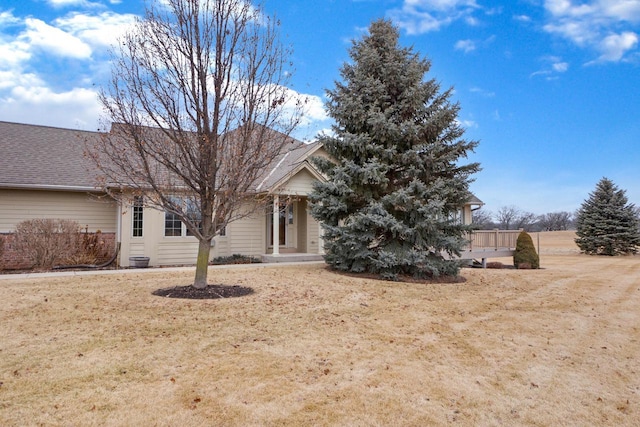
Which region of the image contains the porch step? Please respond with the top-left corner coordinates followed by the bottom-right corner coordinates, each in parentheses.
top-left (261, 253), bottom-right (325, 263)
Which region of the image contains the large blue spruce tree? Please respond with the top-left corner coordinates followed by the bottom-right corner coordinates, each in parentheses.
top-left (575, 178), bottom-right (640, 255)
top-left (310, 20), bottom-right (480, 280)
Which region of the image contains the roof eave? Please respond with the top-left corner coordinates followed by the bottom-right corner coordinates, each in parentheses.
top-left (265, 161), bottom-right (326, 194)
top-left (0, 183), bottom-right (103, 192)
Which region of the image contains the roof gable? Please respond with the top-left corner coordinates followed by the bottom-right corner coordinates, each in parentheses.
top-left (255, 142), bottom-right (325, 193)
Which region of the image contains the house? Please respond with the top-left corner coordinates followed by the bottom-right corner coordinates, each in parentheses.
top-left (0, 120), bottom-right (487, 269)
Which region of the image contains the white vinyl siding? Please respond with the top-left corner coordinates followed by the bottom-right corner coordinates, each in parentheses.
top-left (227, 213), bottom-right (265, 257)
top-left (156, 241), bottom-right (200, 265)
top-left (0, 189), bottom-right (117, 233)
top-left (297, 200), bottom-right (307, 252)
top-left (274, 168), bottom-right (318, 195)
top-left (129, 242), bottom-right (145, 257)
top-left (307, 208), bottom-right (320, 254)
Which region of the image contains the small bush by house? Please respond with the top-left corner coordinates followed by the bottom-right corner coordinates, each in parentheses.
top-left (12, 219), bottom-right (112, 269)
top-left (211, 254), bottom-right (261, 265)
top-left (513, 231), bottom-right (539, 269)
top-left (486, 261), bottom-right (503, 269)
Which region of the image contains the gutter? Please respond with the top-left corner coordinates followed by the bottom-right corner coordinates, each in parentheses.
top-left (0, 183), bottom-right (102, 192)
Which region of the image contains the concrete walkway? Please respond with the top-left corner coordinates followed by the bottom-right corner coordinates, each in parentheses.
top-left (0, 261), bottom-right (325, 280)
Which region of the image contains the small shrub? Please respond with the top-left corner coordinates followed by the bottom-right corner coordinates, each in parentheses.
top-left (13, 219), bottom-right (82, 269)
top-left (12, 220), bottom-right (113, 269)
top-left (211, 253), bottom-right (261, 265)
top-left (513, 231), bottom-right (539, 269)
top-left (517, 262), bottom-right (532, 270)
top-left (68, 229), bottom-right (111, 265)
top-left (486, 262), bottom-right (503, 269)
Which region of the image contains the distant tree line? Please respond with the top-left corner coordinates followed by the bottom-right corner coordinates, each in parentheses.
top-left (472, 205), bottom-right (575, 232)
top-left (472, 178), bottom-right (639, 256)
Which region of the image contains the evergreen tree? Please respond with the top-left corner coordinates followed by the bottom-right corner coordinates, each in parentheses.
top-left (575, 178), bottom-right (640, 255)
top-left (513, 231), bottom-right (539, 269)
top-left (310, 20), bottom-right (480, 280)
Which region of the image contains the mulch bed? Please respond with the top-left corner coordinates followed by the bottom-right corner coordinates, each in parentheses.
top-left (152, 284), bottom-right (254, 299)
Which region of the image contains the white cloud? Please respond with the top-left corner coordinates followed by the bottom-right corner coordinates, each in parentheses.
top-left (465, 15), bottom-right (480, 26)
top-left (0, 85), bottom-right (102, 130)
top-left (55, 12), bottom-right (137, 49)
top-left (545, 0), bottom-right (594, 17)
top-left (0, 39), bottom-right (31, 68)
top-left (543, 0), bottom-right (640, 62)
top-left (457, 118), bottom-right (478, 128)
top-left (0, 10), bottom-right (20, 25)
top-left (287, 92), bottom-right (330, 141)
top-left (514, 14), bottom-right (532, 22)
top-left (0, 8), bottom-right (134, 130)
top-left (455, 35), bottom-right (494, 53)
top-left (388, 0), bottom-right (481, 35)
top-left (301, 94), bottom-right (328, 123)
top-left (469, 87), bottom-right (495, 97)
top-left (455, 39), bottom-right (476, 53)
top-left (543, 20), bottom-right (593, 46)
top-left (0, 70), bottom-right (42, 90)
top-left (21, 18), bottom-right (92, 59)
top-left (600, 0), bottom-right (640, 21)
top-left (531, 56), bottom-right (570, 78)
top-left (596, 31), bottom-right (639, 61)
top-left (405, 0), bottom-right (479, 11)
top-left (552, 61), bottom-right (569, 72)
top-left (45, 0), bottom-right (102, 8)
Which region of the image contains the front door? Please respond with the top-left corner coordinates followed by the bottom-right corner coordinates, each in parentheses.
top-left (267, 204), bottom-right (293, 248)
top-left (268, 206), bottom-right (287, 247)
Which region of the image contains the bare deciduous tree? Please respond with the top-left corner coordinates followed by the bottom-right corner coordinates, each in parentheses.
top-left (471, 208), bottom-right (494, 230)
top-left (495, 205), bottom-right (536, 231)
top-left (538, 211), bottom-right (573, 231)
top-left (86, 0), bottom-right (303, 288)
top-left (514, 211), bottom-right (537, 231)
top-left (495, 205), bottom-right (521, 230)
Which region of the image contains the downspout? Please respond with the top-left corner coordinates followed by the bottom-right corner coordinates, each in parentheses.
top-left (115, 200), bottom-right (122, 267)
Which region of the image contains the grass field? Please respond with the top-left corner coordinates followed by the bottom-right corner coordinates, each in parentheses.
top-left (1, 231), bottom-right (639, 426)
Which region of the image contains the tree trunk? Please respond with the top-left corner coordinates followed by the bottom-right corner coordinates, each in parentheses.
top-left (193, 238), bottom-right (212, 289)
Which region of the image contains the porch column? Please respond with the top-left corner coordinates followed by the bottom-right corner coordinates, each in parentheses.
top-left (272, 195), bottom-right (280, 256)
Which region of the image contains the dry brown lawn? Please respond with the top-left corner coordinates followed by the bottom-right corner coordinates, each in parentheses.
top-left (1, 231), bottom-right (639, 426)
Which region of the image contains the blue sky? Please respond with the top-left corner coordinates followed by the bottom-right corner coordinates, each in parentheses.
top-left (1, 0), bottom-right (639, 215)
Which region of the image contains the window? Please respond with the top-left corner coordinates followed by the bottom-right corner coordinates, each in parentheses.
top-left (164, 211), bottom-right (183, 236)
top-left (164, 196), bottom-right (201, 237)
top-left (185, 198), bottom-right (202, 237)
top-left (132, 196), bottom-right (144, 237)
top-left (446, 209), bottom-right (464, 225)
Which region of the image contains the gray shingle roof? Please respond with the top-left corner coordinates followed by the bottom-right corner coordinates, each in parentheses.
top-left (255, 140), bottom-right (323, 192)
top-left (0, 121), bottom-right (479, 204)
top-left (467, 194), bottom-right (484, 206)
top-left (0, 121), bottom-right (101, 190)
top-left (0, 121), bottom-right (321, 193)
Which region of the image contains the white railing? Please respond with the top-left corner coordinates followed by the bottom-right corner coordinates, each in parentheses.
top-left (466, 229), bottom-right (522, 251)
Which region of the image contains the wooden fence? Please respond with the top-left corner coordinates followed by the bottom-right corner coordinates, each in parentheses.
top-left (467, 229), bottom-right (522, 251)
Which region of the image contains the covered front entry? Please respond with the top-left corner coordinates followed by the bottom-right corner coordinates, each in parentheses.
top-left (263, 195), bottom-right (324, 262)
top-left (267, 196), bottom-right (290, 249)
